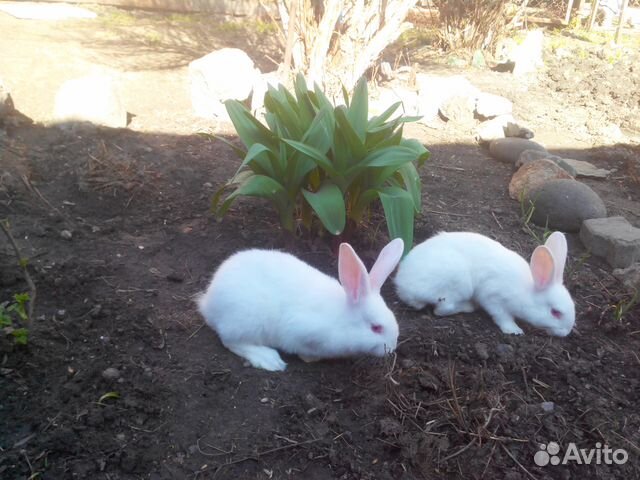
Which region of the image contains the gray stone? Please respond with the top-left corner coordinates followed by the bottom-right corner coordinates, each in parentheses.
top-left (527, 179), bottom-right (607, 232)
top-left (370, 84), bottom-right (419, 118)
top-left (509, 159), bottom-right (573, 200)
top-left (439, 95), bottom-right (476, 124)
top-left (474, 342), bottom-right (489, 360)
top-left (102, 367), bottom-right (121, 381)
top-left (517, 149), bottom-right (555, 167)
top-left (416, 74), bottom-right (479, 122)
top-left (540, 401), bottom-right (555, 413)
top-left (60, 229), bottom-right (73, 240)
top-left (188, 48), bottom-right (260, 119)
top-left (475, 92), bottom-right (512, 118)
top-left (489, 138), bottom-right (546, 164)
top-left (496, 343), bottom-right (515, 362)
top-left (561, 159), bottom-right (611, 179)
top-left (475, 116), bottom-right (511, 143)
top-left (613, 263), bottom-right (640, 291)
top-left (505, 123), bottom-right (534, 139)
top-left (476, 116), bottom-right (534, 143)
top-left (517, 150), bottom-right (578, 176)
top-left (552, 158), bottom-right (579, 177)
top-left (53, 75), bottom-right (127, 128)
top-left (580, 216), bottom-right (640, 268)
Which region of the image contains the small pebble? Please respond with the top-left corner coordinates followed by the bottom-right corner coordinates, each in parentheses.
top-left (90, 304), bottom-right (102, 318)
top-left (541, 401), bottom-right (555, 413)
top-left (57, 309), bottom-right (67, 318)
top-left (60, 230), bottom-right (73, 240)
top-left (474, 342), bottom-right (489, 360)
top-left (102, 367), bottom-right (121, 381)
top-left (496, 343), bottom-right (515, 362)
top-left (260, 397), bottom-right (269, 403)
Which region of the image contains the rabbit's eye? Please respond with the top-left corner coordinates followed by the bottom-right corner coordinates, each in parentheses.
top-left (551, 308), bottom-right (562, 319)
top-left (371, 324), bottom-right (383, 334)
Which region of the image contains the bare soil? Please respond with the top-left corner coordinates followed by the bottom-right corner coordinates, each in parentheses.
top-left (1, 5), bottom-right (639, 480)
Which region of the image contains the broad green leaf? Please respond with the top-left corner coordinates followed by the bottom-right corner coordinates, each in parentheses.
top-left (341, 84), bottom-right (350, 107)
top-left (396, 162), bottom-right (422, 211)
top-left (283, 139), bottom-right (341, 182)
top-left (302, 182), bottom-right (346, 235)
top-left (312, 83), bottom-right (335, 112)
top-left (302, 106), bottom-right (335, 153)
top-left (400, 138), bottom-right (430, 167)
top-left (264, 87), bottom-right (303, 139)
top-left (209, 134), bottom-right (246, 158)
top-left (217, 174), bottom-right (288, 219)
top-left (335, 106), bottom-right (366, 161)
top-left (233, 143), bottom-right (278, 179)
top-left (225, 100), bottom-right (276, 150)
top-left (378, 187), bottom-right (415, 256)
top-left (294, 74), bottom-right (315, 127)
top-left (350, 146), bottom-right (420, 178)
top-left (368, 101), bottom-right (402, 129)
top-left (366, 123), bottom-right (402, 150)
top-left (397, 115), bottom-right (423, 123)
top-left (347, 76), bottom-right (368, 141)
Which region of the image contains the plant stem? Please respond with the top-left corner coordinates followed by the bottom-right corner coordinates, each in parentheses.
top-left (0, 220), bottom-right (36, 327)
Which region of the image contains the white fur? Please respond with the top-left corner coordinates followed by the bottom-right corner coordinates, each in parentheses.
top-left (394, 232), bottom-right (575, 337)
top-left (198, 239), bottom-right (404, 371)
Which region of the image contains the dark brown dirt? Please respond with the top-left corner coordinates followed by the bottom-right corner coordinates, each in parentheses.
top-left (1, 5), bottom-right (639, 480)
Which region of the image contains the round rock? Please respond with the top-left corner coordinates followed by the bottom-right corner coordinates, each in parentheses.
top-left (517, 149), bottom-right (577, 176)
top-left (489, 138), bottom-right (546, 164)
top-left (526, 179), bottom-right (607, 232)
top-left (439, 95), bottom-right (476, 124)
top-left (508, 159), bottom-right (573, 200)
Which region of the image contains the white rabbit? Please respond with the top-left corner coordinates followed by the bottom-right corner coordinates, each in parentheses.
top-left (394, 232), bottom-right (575, 337)
top-left (197, 239), bottom-right (404, 371)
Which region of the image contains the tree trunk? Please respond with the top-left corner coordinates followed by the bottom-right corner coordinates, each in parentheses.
top-left (278, 0), bottom-right (417, 97)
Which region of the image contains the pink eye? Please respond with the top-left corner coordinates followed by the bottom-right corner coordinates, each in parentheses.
top-left (371, 324), bottom-right (383, 334)
top-left (551, 308), bottom-right (562, 319)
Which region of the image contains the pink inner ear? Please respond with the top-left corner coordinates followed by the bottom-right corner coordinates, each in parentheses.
top-left (530, 246), bottom-right (555, 290)
top-left (338, 243), bottom-right (369, 303)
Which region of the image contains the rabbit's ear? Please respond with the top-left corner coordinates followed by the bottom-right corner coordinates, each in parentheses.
top-left (544, 232), bottom-right (567, 283)
top-left (339, 243), bottom-right (370, 303)
top-left (530, 246), bottom-right (556, 290)
top-left (369, 238), bottom-right (404, 291)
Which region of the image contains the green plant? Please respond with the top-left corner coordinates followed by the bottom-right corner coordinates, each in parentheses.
top-left (212, 74), bottom-right (429, 252)
top-left (0, 293), bottom-right (30, 345)
top-left (518, 191), bottom-right (551, 244)
top-left (98, 391), bottom-right (121, 404)
top-left (612, 290), bottom-right (639, 323)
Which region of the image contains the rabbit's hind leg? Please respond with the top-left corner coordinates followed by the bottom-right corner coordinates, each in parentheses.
top-left (225, 343), bottom-right (287, 371)
top-left (433, 296), bottom-right (475, 316)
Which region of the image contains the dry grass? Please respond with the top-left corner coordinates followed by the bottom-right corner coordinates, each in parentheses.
top-left (81, 140), bottom-right (155, 195)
